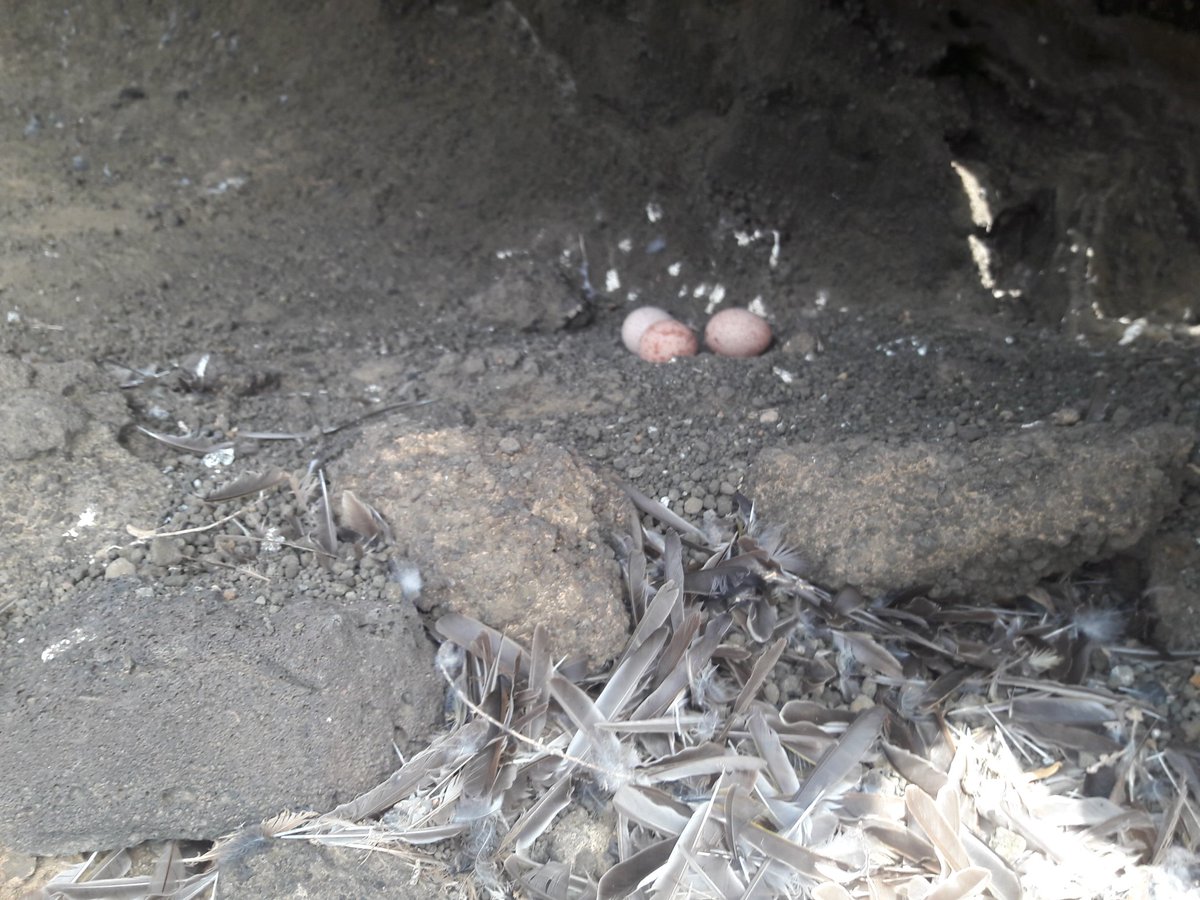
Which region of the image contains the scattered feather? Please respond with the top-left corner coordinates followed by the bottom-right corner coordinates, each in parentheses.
top-left (502, 774), bottom-right (574, 851)
top-left (623, 483), bottom-right (708, 542)
top-left (312, 469), bottom-right (337, 556)
top-left (597, 838), bottom-right (674, 900)
top-left (1008, 695), bottom-right (1118, 726)
top-left (507, 857), bottom-right (582, 900)
top-left (835, 630), bottom-right (905, 679)
top-left (790, 706), bottom-right (887, 819)
top-left (203, 468), bottom-right (288, 503)
top-left (924, 867), bottom-right (992, 900)
top-left (88, 499), bottom-right (1196, 900)
top-left (864, 819), bottom-right (937, 866)
top-left (649, 786), bottom-right (724, 898)
top-left (338, 489), bottom-right (386, 545)
top-left (883, 742), bottom-right (949, 796)
top-left (136, 426), bottom-right (233, 456)
top-left (724, 639), bottom-right (786, 738)
top-left (147, 840), bottom-right (185, 896)
top-left (550, 673), bottom-right (630, 789)
top-left (960, 831), bottom-right (1021, 900)
top-left (750, 711), bottom-right (801, 797)
top-left (904, 785), bottom-right (970, 871)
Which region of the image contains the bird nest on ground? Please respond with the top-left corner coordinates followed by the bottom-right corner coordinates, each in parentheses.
top-left (43, 492), bottom-right (1200, 900)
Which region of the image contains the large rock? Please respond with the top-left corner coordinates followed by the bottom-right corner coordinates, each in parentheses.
top-left (0, 581), bottom-right (440, 856)
top-left (751, 424), bottom-right (1193, 600)
top-left (337, 426), bottom-right (631, 664)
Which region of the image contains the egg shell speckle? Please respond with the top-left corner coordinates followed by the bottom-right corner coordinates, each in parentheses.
top-left (638, 319), bottom-right (698, 362)
top-left (621, 306), bottom-right (673, 353)
top-left (704, 308), bottom-right (772, 358)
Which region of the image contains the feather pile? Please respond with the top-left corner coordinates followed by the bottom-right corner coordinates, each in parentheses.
top-left (43, 494), bottom-right (1200, 899)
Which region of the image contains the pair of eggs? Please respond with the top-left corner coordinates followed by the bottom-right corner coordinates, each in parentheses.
top-left (622, 306), bottom-right (772, 362)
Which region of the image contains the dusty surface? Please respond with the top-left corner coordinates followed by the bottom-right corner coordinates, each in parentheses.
top-left (0, 581), bottom-right (440, 856)
top-left (1, 0), bottom-right (1199, 896)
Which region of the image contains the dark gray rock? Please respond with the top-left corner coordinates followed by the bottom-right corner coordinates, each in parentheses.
top-left (0, 581), bottom-right (440, 856)
top-left (751, 424), bottom-right (1193, 600)
top-left (338, 425), bottom-right (632, 664)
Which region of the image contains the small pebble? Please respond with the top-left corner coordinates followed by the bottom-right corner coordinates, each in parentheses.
top-left (1108, 664), bottom-right (1135, 689)
top-left (621, 306), bottom-right (672, 353)
top-left (991, 827), bottom-right (1027, 863)
top-left (1051, 407), bottom-right (1082, 426)
top-left (638, 319), bottom-right (698, 362)
top-left (149, 537), bottom-right (183, 567)
top-left (848, 694), bottom-right (875, 713)
top-left (782, 329), bottom-right (818, 356)
top-left (104, 558), bottom-right (137, 579)
top-left (705, 308), bottom-right (772, 358)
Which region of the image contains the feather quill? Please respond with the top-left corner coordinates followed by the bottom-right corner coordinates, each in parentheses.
top-left (313, 469), bottom-right (337, 555)
top-left (204, 468), bottom-right (288, 503)
top-left (789, 706), bottom-right (887, 819)
top-left (729, 638), bottom-right (786, 725)
top-left (137, 426), bottom-right (233, 456)
top-left (147, 840), bottom-right (185, 897)
top-left (624, 484), bottom-right (709, 541)
top-left (749, 711), bottom-right (801, 796)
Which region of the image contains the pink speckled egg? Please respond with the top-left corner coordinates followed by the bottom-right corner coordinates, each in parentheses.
top-left (638, 319), bottom-right (698, 362)
top-left (705, 308), bottom-right (772, 358)
top-left (621, 306), bottom-right (673, 353)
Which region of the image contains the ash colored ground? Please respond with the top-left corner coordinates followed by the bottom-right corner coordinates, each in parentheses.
top-left (1, 1), bottom-right (1198, 896)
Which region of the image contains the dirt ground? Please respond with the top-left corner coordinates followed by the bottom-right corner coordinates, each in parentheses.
top-left (2, 1), bottom-right (1199, 896)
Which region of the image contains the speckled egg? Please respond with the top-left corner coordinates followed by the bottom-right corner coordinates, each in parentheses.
top-left (638, 318), bottom-right (698, 362)
top-left (621, 306), bottom-right (673, 353)
top-left (704, 308), bottom-right (772, 358)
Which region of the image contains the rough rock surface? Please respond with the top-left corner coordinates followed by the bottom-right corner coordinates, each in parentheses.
top-left (0, 581), bottom-right (440, 856)
top-left (337, 425), bottom-right (632, 664)
top-left (751, 424), bottom-right (1194, 600)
